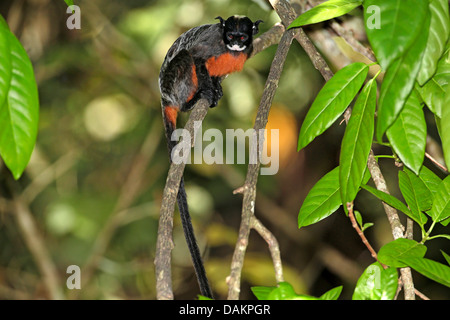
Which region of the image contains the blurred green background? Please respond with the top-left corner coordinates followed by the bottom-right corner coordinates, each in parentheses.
top-left (0, 0), bottom-right (448, 300)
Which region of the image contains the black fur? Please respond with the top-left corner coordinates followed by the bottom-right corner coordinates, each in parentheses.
top-left (159, 16), bottom-right (262, 111)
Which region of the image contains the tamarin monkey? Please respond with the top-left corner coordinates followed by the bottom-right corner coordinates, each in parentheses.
top-left (159, 16), bottom-right (262, 298)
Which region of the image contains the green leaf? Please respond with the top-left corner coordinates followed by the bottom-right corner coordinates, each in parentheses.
top-left (64, 0), bottom-right (74, 6)
top-left (298, 62), bottom-right (368, 150)
top-left (441, 217), bottom-right (450, 227)
top-left (288, 0), bottom-right (362, 28)
top-left (362, 222), bottom-right (374, 232)
top-left (417, 80), bottom-right (444, 118)
top-left (418, 165), bottom-right (442, 197)
top-left (404, 168), bottom-right (433, 212)
top-left (378, 238), bottom-right (427, 268)
top-left (433, 41), bottom-right (450, 86)
top-left (364, 0), bottom-right (429, 70)
top-left (264, 282), bottom-right (318, 300)
top-left (428, 175), bottom-right (450, 223)
top-left (251, 286), bottom-right (275, 300)
top-left (354, 209), bottom-right (374, 232)
top-left (417, 0), bottom-right (450, 85)
top-left (267, 282), bottom-right (297, 300)
top-left (441, 250), bottom-right (450, 266)
top-left (378, 267), bottom-right (399, 300)
top-left (339, 78), bottom-right (376, 205)
top-left (442, 85), bottom-right (450, 167)
top-left (0, 24), bottom-right (39, 179)
top-left (399, 257), bottom-right (450, 288)
top-left (352, 262), bottom-right (398, 300)
top-left (419, 41), bottom-right (450, 118)
top-left (319, 286), bottom-right (343, 300)
top-left (417, 44), bottom-right (450, 118)
top-left (376, 10), bottom-right (431, 142)
top-left (0, 26), bottom-right (11, 109)
top-left (360, 184), bottom-right (413, 218)
top-left (355, 210), bottom-right (363, 228)
top-left (253, 282), bottom-right (342, 300)
top-left (0, 15), bottom-right (9, 30)
top-left (397, 170), bottom-right (429, 226)
top-left (386, 91), bottom-right (426, 175)
top-left (298, 166), bottom-right (341, 228)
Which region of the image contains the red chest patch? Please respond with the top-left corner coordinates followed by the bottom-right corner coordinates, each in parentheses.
top-left (206, 53), bottom-right (247, 77)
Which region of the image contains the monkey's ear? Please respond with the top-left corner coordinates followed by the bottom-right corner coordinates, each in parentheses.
top-left (252, 20), bottom-right (263, 35)
top-left (215, 16), bottom-right (225, 28)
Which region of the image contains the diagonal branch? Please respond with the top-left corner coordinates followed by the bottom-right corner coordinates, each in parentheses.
top-left (227, 29), bottom-right (294, 300)
top-left (12, 195), bottom-right (64, 300)
top-left (155, 99), bottom-right (209, 300)
top-left (251, 217), bottom-right (284, 283)
top-left (269, 0), bottom-right (334, 81)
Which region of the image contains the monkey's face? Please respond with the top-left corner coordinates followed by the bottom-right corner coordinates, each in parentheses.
top-left (220, 16), bottom-right (262, 52)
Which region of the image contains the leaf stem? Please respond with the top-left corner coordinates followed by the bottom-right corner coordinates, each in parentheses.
top-left (422, 220), bottom-right (437, 243)
top-left (425, 234), bottom-right (450, 241)
top-left (374, 155), bottom-right (395, 160)
top-left (374, 141), bottom-right (391, 148)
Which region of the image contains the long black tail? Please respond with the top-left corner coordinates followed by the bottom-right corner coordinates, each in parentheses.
top-left (164, 115), bottom-right (213, 299)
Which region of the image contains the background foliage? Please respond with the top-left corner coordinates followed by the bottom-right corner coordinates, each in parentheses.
top-left (0, 0), bottom-right (448, 299)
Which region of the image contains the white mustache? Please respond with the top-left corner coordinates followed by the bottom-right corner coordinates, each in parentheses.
top-left (227, 44), bottom-right (246, 51)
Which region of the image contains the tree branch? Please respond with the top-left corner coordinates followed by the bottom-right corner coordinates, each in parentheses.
top-left (367, 151), bottom-right (415, 300)
top-left (13, 197), bottom-right (64, 300)
top-left (269, 0), bottom-right (334, 81)
top-left (251, 217), bottom-right (284, 283)
top-left (227, 29), bottom-right (294, 300)
top-left (367, 151), bottom-right (405, 240)
top-left (155, 99), bottom-right (209, 300)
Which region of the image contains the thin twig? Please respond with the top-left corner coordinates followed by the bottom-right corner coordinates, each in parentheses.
top-left (21, 150), bottom-right (79, 204)
top-left (425, 152), bottom-right (448, 173)
top-left (12, 197), bottom-right (64, 300)
top-left (250, 23), bottom-right (286, 59)
top-left (251, 217), bottom-right (284, 283)
top-left (396, 278), bottom-right (431, 300)
top-left (349, 204), bottom-right (428, 299)
top-left (414, 288), bottom-right (430, 300)
top-left (347, 202), bottom-right (383, 266)
top-left (329, 21), bottom-right (377, 62)
top-left (1, 155), bottom-right (64, 300)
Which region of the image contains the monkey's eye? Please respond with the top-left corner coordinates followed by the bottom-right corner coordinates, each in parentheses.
top-left (227, 33), bottom-right (234, 40)
top-left (240, 35), bottom-right (248, 41)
